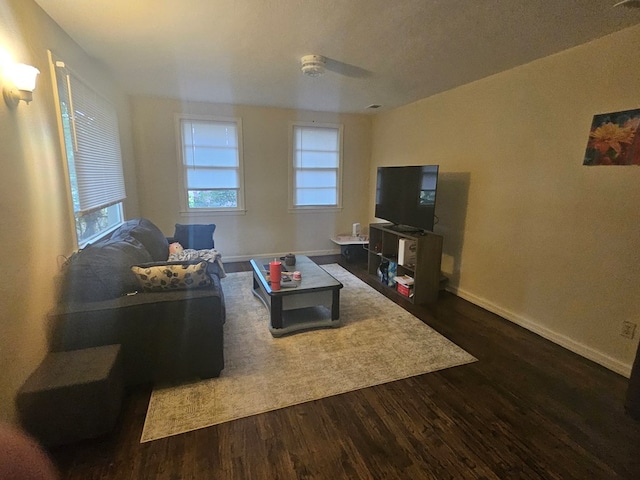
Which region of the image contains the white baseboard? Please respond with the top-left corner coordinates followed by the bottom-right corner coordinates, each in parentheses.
top-left (446, 285), bottom-right (632, 378)
top-left (223, 248), bottom-right (341, 263)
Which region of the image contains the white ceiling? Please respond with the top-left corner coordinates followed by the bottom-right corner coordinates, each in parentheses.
top-left (34, 0), bottom-right (640, 114)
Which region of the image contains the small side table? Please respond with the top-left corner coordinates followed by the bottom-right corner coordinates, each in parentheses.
top-left (17, 344), bottom-right (123, 446)
top-left (330, 235), bottom-right (369, 263)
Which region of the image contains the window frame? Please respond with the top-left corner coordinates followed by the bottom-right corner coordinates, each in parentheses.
top-left (176, 114), bottom-right (246, 215)
top-left (49, 50), bottom-right (126, 248)
top-left (288, 121), bottom-right (344, 212)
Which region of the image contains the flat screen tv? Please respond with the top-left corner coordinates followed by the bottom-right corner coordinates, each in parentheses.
top-left (374, 165), bottom-right (439, 232)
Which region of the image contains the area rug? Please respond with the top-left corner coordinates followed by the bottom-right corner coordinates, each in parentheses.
top-left (140, 264), bottom-right (476, 442)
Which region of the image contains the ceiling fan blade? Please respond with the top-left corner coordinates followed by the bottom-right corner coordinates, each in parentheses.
top-left (324, 58), bottom-right (373, 79)
top-left (613, 0), bottom-right (640, 8)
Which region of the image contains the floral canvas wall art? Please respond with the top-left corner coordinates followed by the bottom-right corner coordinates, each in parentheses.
top-left (583, 108), bottom-right (640, 166)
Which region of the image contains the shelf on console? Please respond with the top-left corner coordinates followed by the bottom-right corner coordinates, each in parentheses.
top-left (366, 223), bottom-right (443, 304)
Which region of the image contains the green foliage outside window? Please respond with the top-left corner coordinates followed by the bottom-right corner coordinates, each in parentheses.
top-left (76, 209), bottom-right (108, 242)
top-left (75, 203), bottom-right (122, 245)
top-left (188, 190), bottom-right (238, 208)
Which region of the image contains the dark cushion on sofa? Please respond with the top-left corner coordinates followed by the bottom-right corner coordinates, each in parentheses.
top-left (111, 218), bottom-right (169, 261)
top-left (60, 235), bottom-right (152, 303)
top-left (172, 224), bottom-right (216, 250)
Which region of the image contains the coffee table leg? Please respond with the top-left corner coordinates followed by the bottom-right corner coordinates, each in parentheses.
top-left (331, 289), bottom-right (340, 320)
top-left (271, 296), bottom-right (283, 329)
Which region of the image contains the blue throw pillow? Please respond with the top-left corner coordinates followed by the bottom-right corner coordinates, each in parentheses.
top-left (173, 224), bottom-right (216, 250)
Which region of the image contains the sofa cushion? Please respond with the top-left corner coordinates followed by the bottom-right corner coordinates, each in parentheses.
top-left (172, 224), bottom-right (216, 250)
top-left (61, 236), bottom-right (152, 303)
top-left (111, 218), bottom-right (169, 261)
top-left (130, 261), bottom-right (211, 291)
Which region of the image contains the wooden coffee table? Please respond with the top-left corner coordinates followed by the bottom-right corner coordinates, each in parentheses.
top-left (249, 255), bottom-right (343, 337)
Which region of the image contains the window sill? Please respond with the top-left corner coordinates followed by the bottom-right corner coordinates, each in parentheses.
top-left (288, 206), bottom-right (343, 214)
top-left (179, 209), bottom-right (247, 217)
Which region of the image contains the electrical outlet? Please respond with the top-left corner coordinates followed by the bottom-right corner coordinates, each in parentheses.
top-left (621, 321), bottom-right (637, 339)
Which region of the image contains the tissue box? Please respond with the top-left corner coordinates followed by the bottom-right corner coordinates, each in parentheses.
top-left (398, 238), bottom-right (417, 267)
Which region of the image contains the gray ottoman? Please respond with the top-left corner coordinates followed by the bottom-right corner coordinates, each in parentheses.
top-left (17, 344), bottom-right (123, 446)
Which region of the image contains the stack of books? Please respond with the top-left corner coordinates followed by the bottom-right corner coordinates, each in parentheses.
top-left (393, 274), bottom-right (414, 297)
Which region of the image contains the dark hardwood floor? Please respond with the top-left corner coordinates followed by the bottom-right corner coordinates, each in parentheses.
top-left (50, 255), bottom-right (640, 479)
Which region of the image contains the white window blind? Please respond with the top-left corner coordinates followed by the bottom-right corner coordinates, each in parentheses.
top-left (180, 117), bottom-right (243, 209)
top-left (292, 124), bottom-right (342, 207)
top-left (55, 63), bottom-right (126, 214)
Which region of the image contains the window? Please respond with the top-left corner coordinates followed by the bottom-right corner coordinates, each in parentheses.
top-left (291, 123), bottom-right (343, 209)
top-left (51, 53), bottom-right (125, 246)
top-left (178, 116), bottom-right (244, 211)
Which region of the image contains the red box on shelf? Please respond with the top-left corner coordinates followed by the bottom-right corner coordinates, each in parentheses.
top-left (397, 282), bottom-right (412, 297)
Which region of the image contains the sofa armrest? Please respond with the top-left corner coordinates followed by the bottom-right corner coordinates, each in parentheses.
top-left (49, 284), bottom-right (225, 384)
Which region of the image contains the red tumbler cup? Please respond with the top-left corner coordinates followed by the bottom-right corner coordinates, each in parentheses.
top-left (269, 260), bottom-right (282, 290)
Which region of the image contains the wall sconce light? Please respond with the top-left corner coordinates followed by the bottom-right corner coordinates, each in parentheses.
top-left (3, 63), bottom-right (40, 108)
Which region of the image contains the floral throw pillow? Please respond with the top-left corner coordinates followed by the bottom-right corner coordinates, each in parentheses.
top-left (130, 261), bottom-right (211, 291)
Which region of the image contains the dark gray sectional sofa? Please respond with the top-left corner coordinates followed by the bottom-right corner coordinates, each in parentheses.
top-left (49, 218), bottom-right (225, 385)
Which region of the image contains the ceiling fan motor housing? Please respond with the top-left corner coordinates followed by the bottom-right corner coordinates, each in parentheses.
top-left (301, 55), bottom-right (326, 77)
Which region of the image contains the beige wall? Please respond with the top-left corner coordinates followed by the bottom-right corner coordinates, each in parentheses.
top-left (371, 25), bottom-right (640, 376)
top-left (131, 96), bottom-right (371, 259)
top-left (0, 0), bottom-right (138, 423)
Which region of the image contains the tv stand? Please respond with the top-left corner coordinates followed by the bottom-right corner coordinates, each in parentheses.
top-left (366, 223), bottom-right (443, 304)
top-left (388, 224), bottom-right (424, 234)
